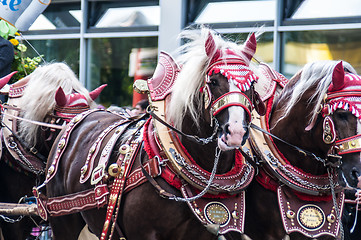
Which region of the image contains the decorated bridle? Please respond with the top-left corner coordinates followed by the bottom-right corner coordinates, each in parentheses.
top-left (54, 84), bottom-right (107, 122)
top-left (202, 32), bottom-right (265, 123)
top-left (320, 62), bottom-right (361, 156)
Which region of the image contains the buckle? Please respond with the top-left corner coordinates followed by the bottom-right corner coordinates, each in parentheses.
top-left (91, 164), bottom-right (105, 185)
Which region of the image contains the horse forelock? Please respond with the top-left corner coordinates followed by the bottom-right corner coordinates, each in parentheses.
top-left (17, 62), bottom-right (97, 146)
top-left (274, 60), bottom-right (356, 127)
top-left (167, 26), bottom-right (258, 129)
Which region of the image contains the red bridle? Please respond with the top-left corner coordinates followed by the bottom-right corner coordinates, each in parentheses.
top-left (322, 89), bottom-right (361, 154)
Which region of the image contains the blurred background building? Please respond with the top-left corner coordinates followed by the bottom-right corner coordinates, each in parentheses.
top-left (20, 0), bottom-right (361, 107)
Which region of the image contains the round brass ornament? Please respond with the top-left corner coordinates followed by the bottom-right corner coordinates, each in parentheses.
top-left (204, 202), bottom-right (230, 227)
top-left (297, 204), bottom-right (325, 231)
top-left (327, 213), bottom-right (336, 223)
top-left (133, 80), bottom-right (149, 94)
top-left (119, 144), bottom-right (131, 155)
top-left (286, 209), bottom-right (295, 219)
top-left (108, 163), bottom-right (120, 177)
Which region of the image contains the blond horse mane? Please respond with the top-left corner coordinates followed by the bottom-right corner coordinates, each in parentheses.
top-left (17, 62), bottom-right (97, 146)
top-left (274, 60), bottom-right (356, 127)
top-left (167, 26), bottom-right (260, 129)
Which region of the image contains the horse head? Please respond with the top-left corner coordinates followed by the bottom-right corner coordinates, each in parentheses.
top-left (169, 28), bottom-right (263, 153)
top-left (205, 32), bottom-right (263, 151)
top-left (322, 62), bottom-right (361, 189)
top-left (54, 84), bottom-right (107, 121)
top-left (271, 61), bottom-right (361, 188)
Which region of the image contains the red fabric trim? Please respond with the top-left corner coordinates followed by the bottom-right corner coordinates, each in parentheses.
top-left (143, 118), bottom-right (156, 159)
top-left (255, 169), bottom-right (278, 192)
top-left (336, 133), bottom-right (361, 143)
top-left (292, 190), bottom-right (331, 202)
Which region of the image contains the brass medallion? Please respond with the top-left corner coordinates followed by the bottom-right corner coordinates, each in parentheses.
top-left (297, 204), bottom-right (325, 231)
top-left (204, 202), bottom-right (230, 227)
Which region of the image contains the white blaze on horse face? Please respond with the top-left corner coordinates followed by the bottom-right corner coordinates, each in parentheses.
top-left (218, 82), bottom-right (248, 151)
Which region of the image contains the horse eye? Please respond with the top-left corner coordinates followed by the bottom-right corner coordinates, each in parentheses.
top-left (208, 78), bottom-right (219, 86)
top-left (335, 111), bottom-right (350, 121)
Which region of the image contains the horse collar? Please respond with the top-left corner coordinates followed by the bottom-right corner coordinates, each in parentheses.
top-left (249, 107), bottom-right (342, 198)
top-left (146, 100), bottom-right (255, 195)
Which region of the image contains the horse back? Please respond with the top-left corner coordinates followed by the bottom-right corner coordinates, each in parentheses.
top-left (46, 110), bottom-right (132, 196)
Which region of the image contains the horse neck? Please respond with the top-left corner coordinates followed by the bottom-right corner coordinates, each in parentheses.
top-left (269, 97), bottom-right (330, 175)
top-left (180, 113), bottom-right (235, 174)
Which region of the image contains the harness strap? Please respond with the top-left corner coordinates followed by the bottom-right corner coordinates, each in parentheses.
top-left (139, 146), bottom-right (175, 199)
top-left (335, 134), bottom-right (361, 155)
top-left (100, 139), bottom-right (141, 240)
top-left (124, 155), bottom-right (160, 193)
top-left (2, 111), bottom-right (64, 130)
top-left (34, 157), bottom-right (161, 220)
top-left (33, 184), bottom-right (109, 221)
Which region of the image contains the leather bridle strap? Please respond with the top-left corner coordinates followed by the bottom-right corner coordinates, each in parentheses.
top-left (147, 110), bottom-right (218, 145)
top-left (335, 134), bottom-right (361, 155)
top-left (250, 123), bottom-right (327, 165)
top-left (211, 91), bottom-right (252, 121)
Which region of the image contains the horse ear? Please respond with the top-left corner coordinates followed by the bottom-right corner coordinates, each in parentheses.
top-left (329, 61), bottom-right (345, 92)
top-left (89, 84), bottom-right (107, 100)
top-left (243, 33), bottom-right (257, 63)
top-left (205, 31), bottom-right (220, 61)
top-left (0, 71), bottom-right (17, 89)
top-left (55, 87), bottom-right (68, 107)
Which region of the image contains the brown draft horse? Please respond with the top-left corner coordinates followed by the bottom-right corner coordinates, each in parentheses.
top-left (0, 63), bottom-right (104, 240)
top-left (244, 60), bottom-right (361, 240)
top-left (42, 27), bottom-right (264, 239)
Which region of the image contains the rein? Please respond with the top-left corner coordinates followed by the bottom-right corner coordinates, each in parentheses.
top-left (2, 111), bottom-right (64, 130)
top-left (250, 123), bottom-right (341, 167)
top-left (147, 109), bottom-right (218, 145)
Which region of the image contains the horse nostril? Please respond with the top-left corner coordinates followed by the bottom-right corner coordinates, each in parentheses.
top-left (224, 123), bottom-right (231, 134)
top-left (350, 167), bottom-right (360, 181)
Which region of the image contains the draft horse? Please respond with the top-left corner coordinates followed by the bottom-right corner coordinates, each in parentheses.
top-left (0, 63), bottom-right (105, 240)
top-left (244, 60), bottom-right (361, 240)
top-left (39, 27), bottom-right (266, 239)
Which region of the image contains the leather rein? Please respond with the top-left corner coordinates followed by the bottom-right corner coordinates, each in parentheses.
top-left (250, 123), bottom-right (342, 167)
top-left (0, 104), bottom-right (65, 163)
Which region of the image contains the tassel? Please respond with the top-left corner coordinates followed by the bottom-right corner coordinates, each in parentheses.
top-left (205, 224), bottom-right (220, 235)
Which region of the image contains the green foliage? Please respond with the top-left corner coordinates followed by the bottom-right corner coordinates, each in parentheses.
top-left (0, 20), bottom-right (43, 82)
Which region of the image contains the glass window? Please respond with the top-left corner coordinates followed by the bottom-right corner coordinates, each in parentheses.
top-left (89, 37), bottom-right (158, 108)
top-left (95, 6), bottom-right (160, 28)
top-left (283, 29), bottom-right (361, 78)
top-left (23, 39), bottom-right (80, 75)
top-left (225, 32), bottom-right (274, 65)
top-left (89, 1), bottom-right (159, 29)
top-left (28, 1), bottom-right (81, 31)
top-left (291, 0), bottom-right (361, 19)
top-left (194, 0), bottom-right (275, 24)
